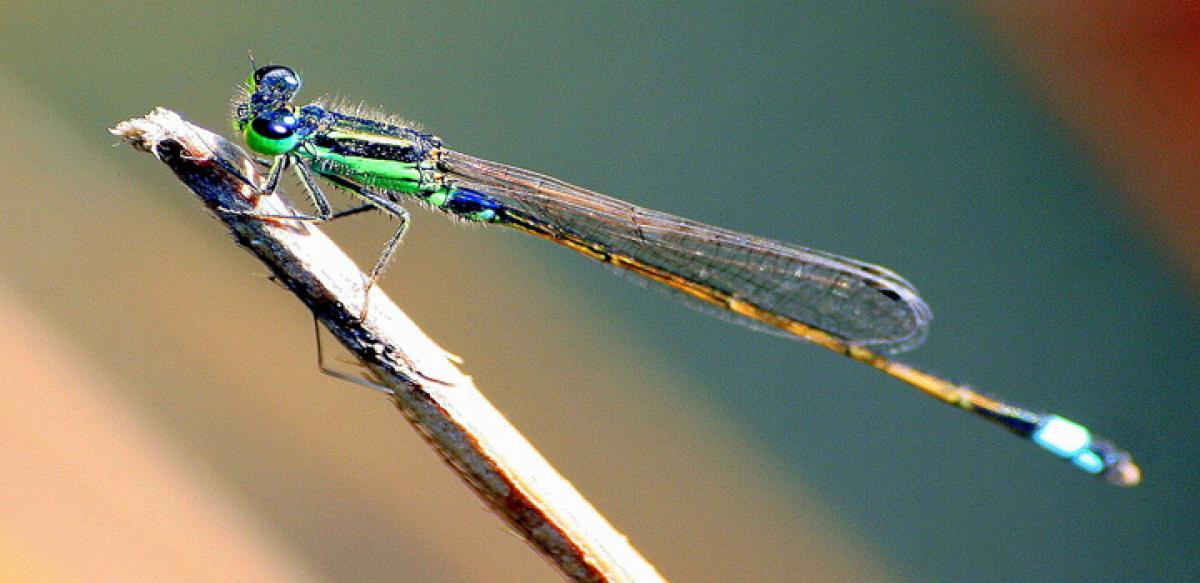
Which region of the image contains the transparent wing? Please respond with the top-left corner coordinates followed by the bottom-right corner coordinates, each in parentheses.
top-left (440, 150), bottom-right (932, 353)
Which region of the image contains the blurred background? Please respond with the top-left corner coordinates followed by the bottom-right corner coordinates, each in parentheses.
top-left (0, 2), bottom-right (1196, 581)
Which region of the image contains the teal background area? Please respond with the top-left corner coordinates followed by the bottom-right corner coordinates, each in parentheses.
top-left (2, 2), bottom-right (1196, 581)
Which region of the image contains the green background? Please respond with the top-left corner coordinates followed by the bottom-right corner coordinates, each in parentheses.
top-left (1, 2), bottom-right (1195, 581)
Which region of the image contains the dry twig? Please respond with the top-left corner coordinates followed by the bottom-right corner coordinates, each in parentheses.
top-left (111, 108), bottom-right (665, 583)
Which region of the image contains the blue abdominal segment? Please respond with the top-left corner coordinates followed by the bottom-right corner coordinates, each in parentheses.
top-left (444, 187), bottom-right (502, 222)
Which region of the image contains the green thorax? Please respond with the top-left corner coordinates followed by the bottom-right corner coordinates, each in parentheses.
top-left (299, 106), bottom-right (446, 196)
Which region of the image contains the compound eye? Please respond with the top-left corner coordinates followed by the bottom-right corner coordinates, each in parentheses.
top-left (245, 109), bottom-right (301, 155)
top-left (253, 65), bottom-right (300, 92)
top-left (250, 110), bottom-right (298, 139)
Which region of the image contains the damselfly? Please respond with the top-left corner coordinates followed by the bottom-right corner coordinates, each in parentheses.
top-left (230, 64), bottom-right (1139, 486)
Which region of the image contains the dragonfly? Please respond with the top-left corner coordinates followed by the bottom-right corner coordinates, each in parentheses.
top-left (230, 64), bottom-right (1139, 486)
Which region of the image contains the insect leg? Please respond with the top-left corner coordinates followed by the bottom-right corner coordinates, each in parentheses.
top-left (308, 173), bottom-right (412, 318)
top-left (311, 316), bottom-right (394, 394)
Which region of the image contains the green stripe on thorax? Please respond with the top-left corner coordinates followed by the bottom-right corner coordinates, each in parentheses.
top-left (324, 128), bottom-right (416, 148)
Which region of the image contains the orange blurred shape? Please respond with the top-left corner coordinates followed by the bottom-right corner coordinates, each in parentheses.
top-left (979, 2), bottom-right (1200, 286)
top-left (0, 290), bottom-right (316, 583)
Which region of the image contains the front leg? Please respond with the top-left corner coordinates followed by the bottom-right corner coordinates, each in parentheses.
top-left (219, 156), bottom-right (368, 223)
top-left (262, 154), bottom-right (289, 195)
top-left (216, 154), bottom-right (329, 222)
